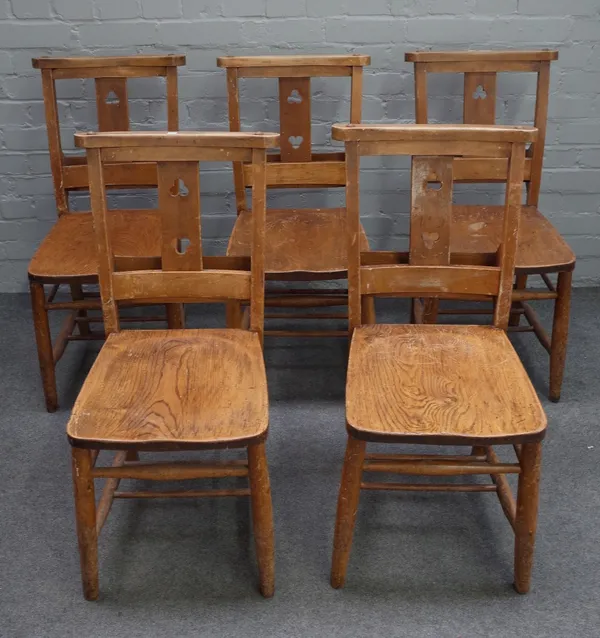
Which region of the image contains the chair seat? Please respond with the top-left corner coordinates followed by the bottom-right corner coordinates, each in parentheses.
top-left (67, 329), bottom-right (268, 450)
top-left (28, 210), bottom-right (162, 281)
top-left (227, 208), bottom-right (369, 274)
top-left (346, 324), bottom-right (546, 445)
top-left (451, 205), bottom-right (575, 272)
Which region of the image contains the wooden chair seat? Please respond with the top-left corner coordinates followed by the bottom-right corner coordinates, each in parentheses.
top-left (346, 324), bottom-right (547, 445)
top-left (451, 205), bottom-right (575, 273)
top-left (67, 329), bottom-right (268, 450)
top-left (28, 210), bottom-right (161, 281)
top-left (227, 208), bottom-right (369, 274)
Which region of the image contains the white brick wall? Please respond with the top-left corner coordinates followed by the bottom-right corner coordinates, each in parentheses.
top-left (0, 0), bottom-right (599, 291)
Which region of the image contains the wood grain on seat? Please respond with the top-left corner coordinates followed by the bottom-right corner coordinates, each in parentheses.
top-left (67, 329), bottom-right (268, 450)
top-left (28, 210), bottom-right (161, 281)
top-left (227, 208), bottom-right (369, 274)
top-left (451, 205), bottom-right (575, 272)
top-left (346, 324), bottom-right (546, 445)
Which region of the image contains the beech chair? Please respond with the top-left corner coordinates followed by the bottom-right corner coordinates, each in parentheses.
top-left (29, 55), bottom-right (186, 412)
top-left (217, 54), bottom-right (374, 336)
top-left (68, 130), bottom-right (278, 600)
top-left (405, 50), bottom-right (574, 401)
top-left (330, 123), bottom-right (546, 594)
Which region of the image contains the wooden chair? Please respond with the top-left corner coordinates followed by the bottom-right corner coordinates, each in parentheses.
top-left (29, 55), bottom-right (185, 412)
top-left (405, 50), bottom-right (574, 402)
top-left (330, 123), bottom-right (546, 594)
top-left (217, 55), bottom-right (374, 336)
top-left (68, 130), bottom-right (278, 600)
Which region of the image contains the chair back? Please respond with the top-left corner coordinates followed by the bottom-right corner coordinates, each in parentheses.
top-left (33, 55), bottom-right (186, 214)
top-left (405, 50), bottom-right (557, 206)
top-left (75, 131), bottom-right (279, 345)
top-left (332, 124), bottom-right (537, 332)
top-left (217, 54), bottom-right (370, 212)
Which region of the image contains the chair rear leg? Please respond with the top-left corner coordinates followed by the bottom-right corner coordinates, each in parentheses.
top-left (166, 303), bottom-right (185, 329)
top-left (331, 435), bottom-right (366, 589)
top-left (361, 297), bottom-right (376, 324)
top-left (30, 281), bottom-right (58, 412)
top-left (514, 441), bottom-right (542, 594)
top-left (509, 274), bottom-right (527, 327)
top-left (422, 298), bottom-right (439, 323)
top-left (71, 447), bottom-right (99, 601)
top-left (70, 283), bottom-right (91, 336)
top-left (248, 442), bottom-right (275, 598)
top-left (549, 270), bottom-right (572, 402)
top-left (226, 301), bottom-right (243, 329)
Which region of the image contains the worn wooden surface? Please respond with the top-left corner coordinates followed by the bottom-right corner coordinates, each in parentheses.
top-left (28, 210), bottom-right (162, 281)
top-left (228, 208), bottom-right (369, 274)
top-left (451, 205), bottom-right (576, 272)
top-left (346, 324), bottom-right (547, 444)
top-left (67, 329), bottom-right (268, 450)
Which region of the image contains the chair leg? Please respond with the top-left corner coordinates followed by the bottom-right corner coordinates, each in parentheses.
top-left (247, 442), bottom-right (275, 598)
top-left (125, 450), bottom-right (139, 461)
top-left (226, 301), bottom-right (243, 329)
top-left (70, 283), bottom-right (91, 337)
top-left (361, 297), bottom-right (376, 325)
top-left (514, 441), bottom-right (542, 594)
top-left (71, 447), bottom-right (99, 601)
top-left (422, 298), bottom-right (439, 323)
top-left (549, 270), bottom-right (572, 402)
top-left (166, 303), bottom-right (185, 329)
top-left (331, 435), bottom-right (366, 589)
top-left (509, 274), bottom-right (527, 327)
top-left (30, 281), bottom-right (58, 412)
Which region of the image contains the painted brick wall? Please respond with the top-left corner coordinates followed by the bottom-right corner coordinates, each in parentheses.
top-left (0, 0), bottom-right (599, 291)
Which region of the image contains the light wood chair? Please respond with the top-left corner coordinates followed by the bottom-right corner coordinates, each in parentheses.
top-left (68, 130), bottom-right (278, 600)
top-left (217, 54), bottom-right (374, 336)
top-left (29, 55), bottom-right (186, 412)
top-left (405, 50), bottom-right (574, 402)
top-left (330, 123), bottom-right (546, 594)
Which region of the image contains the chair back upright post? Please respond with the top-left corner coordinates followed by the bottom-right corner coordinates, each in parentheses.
top-left (217, 55), bottom-right (370, 214)
top-left (333, 124), bottom-right (537, 334)
top-left (32, 55), bottom-right (186, 216)
top-left (75, 132), bottom-right (278, 346)
top-left (406, 50), bottom-right (557, 206)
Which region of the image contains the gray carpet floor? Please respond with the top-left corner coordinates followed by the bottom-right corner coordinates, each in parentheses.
top-left (1, 290), bottom-right (599, 637)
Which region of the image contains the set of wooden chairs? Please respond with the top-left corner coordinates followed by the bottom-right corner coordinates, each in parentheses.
top-left (26, 51), bottom-right (569, 600)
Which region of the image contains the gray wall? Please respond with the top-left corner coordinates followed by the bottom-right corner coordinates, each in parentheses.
top-left (0, 0), bottom-right (599, 291)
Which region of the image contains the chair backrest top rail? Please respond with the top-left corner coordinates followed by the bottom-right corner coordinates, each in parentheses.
top-left (33, 55), bottom-right (186, 69)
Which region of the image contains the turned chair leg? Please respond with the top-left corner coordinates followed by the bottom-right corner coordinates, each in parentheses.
top-left (71, 447), bottom-right (99, 601)
top-left (166, 303), bottom-right (185, 329)
top-left (509, 274), bottom-right (528, 327)
top-left (549, 270), bottom-right (572, 402)
top-left (226, 301), bottom-right (244, 329)
top-left (248, 442), bottom-right (275, 598)
top-left (30, 281), bottom-right (58, 412)
top-left (514, 441), bottom-right (542, 594)
top-left (331, 435), bottom-right (366, 589)
top-left (361, 297), bottom-right (376, 324)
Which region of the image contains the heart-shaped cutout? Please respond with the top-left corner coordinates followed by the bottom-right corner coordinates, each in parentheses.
top-left (288, 135), bottom-right (303, 149)
top-left (105, 90), bottom-right (120, 105)
top-left (169, 178), bottom-right (189, 198)
top-left (287, 89), bottom-right (303, 104)
top-left (422, 232), bottom-right (439, 250)
top-left (473, 85), bottom-right (487, 100)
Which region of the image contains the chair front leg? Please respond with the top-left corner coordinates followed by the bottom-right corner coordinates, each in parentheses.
top-left (30, 281), bottom-right (58, 412)
top-left (549, 270), bottom-right (572, 402)
top-left (248, 441), bottom-right (275, 598)
top-left (331, 435), bottom-right (366, 589)
top-left (71, 447), bottom-right (99, 601)
top-left (514, 441), bottom-right (542, 594)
